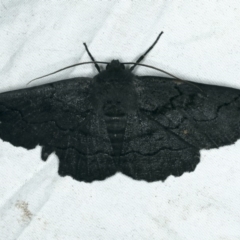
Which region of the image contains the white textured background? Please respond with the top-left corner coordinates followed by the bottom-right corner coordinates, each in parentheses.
top-left (0, 1), bottom-right (240, 239)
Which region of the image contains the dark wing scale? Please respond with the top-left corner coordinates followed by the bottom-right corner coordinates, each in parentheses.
top-left (1, 75), bottom-right (239, 183)
top-left (171, 82), bottom-right (240, 148)
top-left (118, 76), bottom-right (240, 182)
top-left (0, 78), bottom-right (117, 182)
top-left (119, 111), bottom-right (199, 181)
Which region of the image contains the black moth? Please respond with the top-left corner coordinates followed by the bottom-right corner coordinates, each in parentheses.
top-left (0, 32), bottom-right (240, 183)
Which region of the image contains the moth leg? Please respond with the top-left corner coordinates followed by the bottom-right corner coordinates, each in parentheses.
top-left (83, 43), bottom-right (101, 73)
top-left (130, 31), bottom-right (163, 71)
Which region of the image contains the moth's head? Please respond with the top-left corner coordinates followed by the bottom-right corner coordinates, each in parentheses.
top-left (94, 59), bottom-right (132, 82)
top-left (106, 60), bottom-right (125, 71)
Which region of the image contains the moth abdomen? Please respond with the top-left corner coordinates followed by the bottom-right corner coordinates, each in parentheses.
top-left (104, 115), bottom-right (127, 156)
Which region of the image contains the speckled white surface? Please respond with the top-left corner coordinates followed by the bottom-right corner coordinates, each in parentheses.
top-left (0, 1), bottom-right (240, 239)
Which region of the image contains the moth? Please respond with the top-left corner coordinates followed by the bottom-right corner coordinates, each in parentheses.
top-left (0, 32), bottom-right (240, 182)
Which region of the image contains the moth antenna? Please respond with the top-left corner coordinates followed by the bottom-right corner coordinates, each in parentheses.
top-left (27, 61), bottom-right (109, 85)
top-left (83, 43), bottom-right (101, 73)
top-left (130, 31), bottom-right (164, 72)
top-left (124, 62), bottom-right (203, 92)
